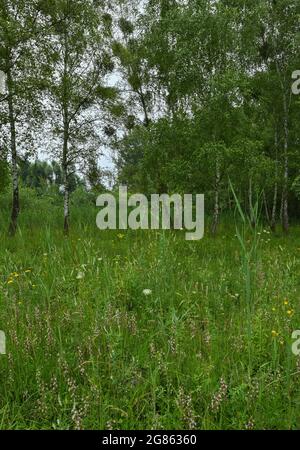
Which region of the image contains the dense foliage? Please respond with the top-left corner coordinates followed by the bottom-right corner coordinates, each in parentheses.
top-left (0, 0), bottom-right (299, 234)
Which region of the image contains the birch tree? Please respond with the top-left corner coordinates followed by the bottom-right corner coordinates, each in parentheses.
top-left (40, 0), bottom-right (116, 233)
top-left (0, 0), bottom-right (43, 234)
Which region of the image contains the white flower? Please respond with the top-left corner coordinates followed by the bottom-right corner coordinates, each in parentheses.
top-left (143, 289), bottom-right (152, 296)
top-left (76, 271), bottom-right (85, 280)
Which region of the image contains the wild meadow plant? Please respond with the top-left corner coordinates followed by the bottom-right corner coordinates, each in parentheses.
top-left (0, 191), bottom-right (300, 429)
top-left (230, 181), bottom-right (262, 376)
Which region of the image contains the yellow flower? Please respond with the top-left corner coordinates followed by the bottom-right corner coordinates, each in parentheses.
top-left (283, 300), bottom-right (288, 305)
top-left (7, 279), bottom-right (13, 285)
top-left (287, 309), bottom-right (294, 316)
top-left (271, 330), bottom-right (279, 337)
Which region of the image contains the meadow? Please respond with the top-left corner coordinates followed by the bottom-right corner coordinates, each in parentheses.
top-left (0, 189), bottom-right (300, 430)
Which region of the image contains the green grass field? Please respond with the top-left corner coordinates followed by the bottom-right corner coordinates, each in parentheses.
top-left (0, 191), bottom-right (300, 430)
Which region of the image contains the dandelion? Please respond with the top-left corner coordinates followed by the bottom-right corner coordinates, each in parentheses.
top-left (7, 279), bottom-right (13, 285)
top-left (284, 300), bottom-right (288, 305)
top-left (271, 330), bottom-right (279, 337)
top-left (287, 309), bottom-right (294, 316)
top-left (143, 289), bottom-right (152, 296)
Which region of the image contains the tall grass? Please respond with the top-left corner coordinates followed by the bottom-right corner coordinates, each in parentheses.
top-left (0, 190), bottom-right (300, 429)
top-left (230, 181), bottom-right (262, 376)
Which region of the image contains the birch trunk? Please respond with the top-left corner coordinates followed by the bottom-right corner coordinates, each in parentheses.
top-left (275, 61), bottom-right (290, 234)
top-left (62, 30), bottom-right (70, 235)
top-left (7, 66), bottom-right (19, 236)
top-left (62, 120), bottom-right (69, 234)
top-left (63, 171), bottom-right (69, 234)
top-left (270, 130), bottom-right (278, 232)
top-left (211, 161), bottom-right (220, 235)
top-left (282, 103), bottom-right (289, 233)
top-left (263, 191), bottom-right (270, 224)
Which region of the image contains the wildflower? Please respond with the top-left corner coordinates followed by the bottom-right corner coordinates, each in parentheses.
top-left (211, 378), bottom-right (228, 413)
top-left (76, 271), bottom-right (85, 280)
top-left (177, 387), bottom-right (197, 430)
top-left (271, 330), bottom-right (279, 337)
top-left (142, 289), bottom-right (152, 296)
top-left (284, 300), bottom-right (288, 305)
top-left (245, 418), bottom-right (255, 430)
top-left (287, 309), bottom-right (294, 316)
top-left (7, 279), bottom-right (13, 285)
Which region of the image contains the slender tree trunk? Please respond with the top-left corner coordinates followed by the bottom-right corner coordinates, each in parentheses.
top-left (270, 130), bottom-right (278, 232)
top-left (63, 175), bottom-right (69, 234)
top-left (7, 66), bottom-right (19, 236)
top-left (62, 122), bottom-right (69, 234)
top-left (211, 161), bottom-right (220, 235)
top-left (280, 191), bottom-right (284, 223)
top-left (270, 183), bottom-right (278, 232)
top-left (62, 30), bottom-right (70, 235)
top-left (276, 62), bottom-right (290, 233)
top-left (139, 90), bottom-right (150, 127)
top-left (263, 191), bottom-right (270, 224)
top-left (282, 104), bottom-right (289, 233)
